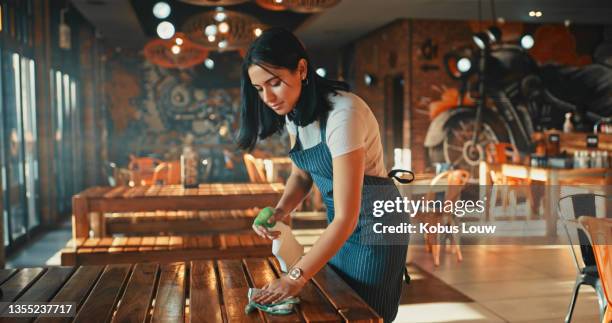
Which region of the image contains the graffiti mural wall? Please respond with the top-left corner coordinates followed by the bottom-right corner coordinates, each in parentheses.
top-left (105, 52), bottom-right (288, 182)
top-left (351, 20), bottom-right (612, 173)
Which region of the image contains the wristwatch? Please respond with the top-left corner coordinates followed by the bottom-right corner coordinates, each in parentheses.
top-left (288, 267), bottom-right (304, 281)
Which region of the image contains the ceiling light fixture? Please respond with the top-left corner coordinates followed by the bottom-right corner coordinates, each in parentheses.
top-left (205, 58), bottom-right (215, 69)
top-left (156, 21), bottom-right (175, 39)
top-left (316, 68), bottom-right (327, 77)
top-left (152, 2), bottom-right (171, 19)
top-left (520, 33), bottom-right (535, 49)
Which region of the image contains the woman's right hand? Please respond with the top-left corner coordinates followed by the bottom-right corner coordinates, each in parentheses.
top-left (252, 207), bottom-right (287, 240)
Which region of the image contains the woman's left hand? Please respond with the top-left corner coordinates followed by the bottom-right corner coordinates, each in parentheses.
top-left (252, 275), bottom-right (306, 304)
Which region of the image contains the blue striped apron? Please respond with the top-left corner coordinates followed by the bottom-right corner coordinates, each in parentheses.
top-left (288, 117), bottom-right (409, 322)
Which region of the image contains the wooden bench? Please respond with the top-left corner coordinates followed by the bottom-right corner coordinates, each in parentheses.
top-left (60, 233), bottom-right (272, 266)
top-left (104, 209), bottom-right (258, 235)
top-left (0, 258), bottom-right (382, 322)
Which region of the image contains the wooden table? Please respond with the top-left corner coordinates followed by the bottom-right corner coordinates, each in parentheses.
top-left (72, 183), bottom-right (284, 238)
top-left (0, 258), bottom-right (382, 322)
top-left (480, 162), bottom-right (612, 237)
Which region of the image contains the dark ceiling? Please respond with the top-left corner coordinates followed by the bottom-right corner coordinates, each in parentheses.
top-left (72, 0), bottom-right (612, 51)
top-left (130, 0), bottom-right (311, 39)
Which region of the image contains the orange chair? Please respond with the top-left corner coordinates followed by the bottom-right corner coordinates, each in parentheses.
top-left (243, 153), bottom-right (267, 183)
top-left (578, 216), bottom-right (612, 323)
top-left (422, 169), bottom-right (471, 266)
top-left (128, 155), bottom-right (162, 186)
top-left (152, 161), bottom-right (181, 185)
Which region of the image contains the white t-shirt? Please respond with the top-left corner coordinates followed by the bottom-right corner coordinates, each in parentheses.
top-left (285, 90), bottom-right (387, 177)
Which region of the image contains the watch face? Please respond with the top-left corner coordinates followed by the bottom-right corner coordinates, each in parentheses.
top-left (289, 267), bottom-right (302, 280)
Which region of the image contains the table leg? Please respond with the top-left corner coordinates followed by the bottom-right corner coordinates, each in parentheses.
top-left (546, 171), bottom-right (559, 238)
top-left (72, 195), bottom-right (90, 241)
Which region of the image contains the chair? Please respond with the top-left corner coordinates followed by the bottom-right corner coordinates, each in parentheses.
top-left (152, 161), bottom-right (181, 185)
top-left (485, 143), bottom-right (535, 219)
top-left (243, 153), bottom-right (267, 183)
top-left (422, 169), bottom-right (471, 266)
top-left (103, 162), bottom-right (131, 186)
top-left (578, 216), bottom-right (612, 323)
top-left (558, 193), bottom-right (610, 323)
top-left (128, 155), bottom-right (162, 186)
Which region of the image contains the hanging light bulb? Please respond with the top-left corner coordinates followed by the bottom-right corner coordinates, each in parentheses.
top-left (218, 22), bottom-right (230, 33)
top-left (520, 33), bottom-right (535, 49)
top-left (171, 45), bottom-right (181, 55)
top-left (214, 8), bottom-right (227, 22)
top-left (208, 35), bottom-right (216, 42)
top-left (156, 21), bottom-right (175, 39)
top-left (218, 40), bottom-right (228, 49)
top-left (253, 27), bottom-right (262, 37)
top-left (205, 58), bottom-right (215, 69)
top-left (175, 37), bottom-right (183, 45)
top-left (456, 57), bottom-right (472, 73)
top-left (205, 24), bottom-right (217, 36)
top-left (316, 68), bottom-right (327, 77)
top-left (153, 2), bottom-right (171, 19)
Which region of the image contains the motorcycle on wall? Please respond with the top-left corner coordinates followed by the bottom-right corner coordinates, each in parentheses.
top-left (424, 27), bottom-right (612, 176)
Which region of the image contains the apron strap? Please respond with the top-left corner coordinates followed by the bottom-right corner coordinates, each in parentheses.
top-left (387, 169), bottom-right (415, 184)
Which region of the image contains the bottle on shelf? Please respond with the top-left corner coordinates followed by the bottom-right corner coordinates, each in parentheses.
top-left (180, 133), bottom-right (199, 188)
top-left (563, 112), bottom-right (574, 133)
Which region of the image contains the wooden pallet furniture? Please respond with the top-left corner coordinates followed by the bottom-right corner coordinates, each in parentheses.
top-left (62, 183), bottom-right (284, 266)
top-left (104, 209), bottom-right (258, 235)
top-left (0, 258), bottom-right (382, 322)
top-left (72, 183), bottom-right (284, 238)
top-left (60, 233), bottom-right (272, 266)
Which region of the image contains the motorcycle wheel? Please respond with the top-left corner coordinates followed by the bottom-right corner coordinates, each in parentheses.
top-left (428, 117), bottom-right (509, 177)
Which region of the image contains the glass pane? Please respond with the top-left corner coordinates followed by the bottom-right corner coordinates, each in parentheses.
top-left (53, 70), bottom-right (66, 214)
top-left (22, 57), bottom-right (38, 229)
top-left (6, 52), bottom-right (27, 240)
top-left (62, 73), bottom-right (73, 200)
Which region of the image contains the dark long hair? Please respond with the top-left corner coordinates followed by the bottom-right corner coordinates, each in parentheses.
top-left (237, 27), bottom-right (349, 151)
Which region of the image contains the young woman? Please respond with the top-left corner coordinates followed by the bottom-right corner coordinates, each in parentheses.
top-left (239, 27), bottom-right (409, 322)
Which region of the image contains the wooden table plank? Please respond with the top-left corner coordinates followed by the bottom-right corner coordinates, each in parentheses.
top-left (312, 266), bottom-right (382, 323)
top-left (151, 263), bottom-right (185, 323)
top-left (72, 264), bottom-right (131, 323)
top-left (16, 267), bottom-right (75, 301)
top-left (4, 259), bottom-right (378, 323)
top-left (9, 267), bottom-right (76, 323)
top-left (112, 263), bottom-right (158, 323)
top-left (34, 266), bottom-right (104, 323)
top-left (189, 261), bottom-right (223, 323)
top-left (218, 259), bottom-right (263, 323)
top-left (243, 258), bottom-right (301, 323)
top-left (0, 268), bottom-right (46, 302)
top-left (0, 268), bottom-right (18, 285)
top-left (267, 258), bottom-right (342, 323)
